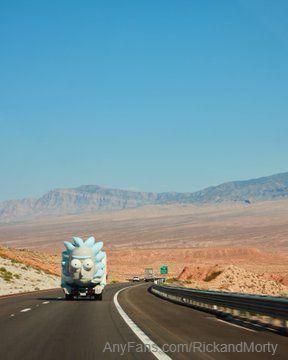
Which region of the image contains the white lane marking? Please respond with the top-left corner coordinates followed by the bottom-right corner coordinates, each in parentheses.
top-left (10, 314), bottom-right (15, 317)
top-left (42, 301), bottom-right (50, 304)
top-left (215, 318), bottom-right (256, 332)
top-left (114, 286), bottom-right (171, 360)
top-left (57, 297), bottom-right (62, 299)
top-left (20, 308), bottom-right (31, 313)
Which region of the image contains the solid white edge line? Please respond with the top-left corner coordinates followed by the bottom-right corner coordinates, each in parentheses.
top-left (20, 308), bottom-right (31, 312)
top-left (114, 286), bottom-right (171, 360)
top-left (215, 318), bottom-right (256, 332)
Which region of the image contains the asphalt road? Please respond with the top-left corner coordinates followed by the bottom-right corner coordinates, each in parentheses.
top-left (120, 285), bottom-right (288, 359)
top-left (0, 283), bottom-right (287, 360)
top-left (0, 283), bottom-right (154, 360)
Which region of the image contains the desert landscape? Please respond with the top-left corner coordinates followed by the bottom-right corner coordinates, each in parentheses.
top-left (1, 192), bottom-right (288, 296)
top-left (1, 199), bottom-right (288, 250)
top-left (1, 172), bottom-right (288, 296)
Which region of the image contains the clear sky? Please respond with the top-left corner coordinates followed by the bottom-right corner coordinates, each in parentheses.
top-left (1, 0), bottom-right (288, 201)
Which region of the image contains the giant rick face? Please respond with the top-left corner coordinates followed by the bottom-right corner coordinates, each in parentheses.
top-left (63, 236), bottom-right (105, 285)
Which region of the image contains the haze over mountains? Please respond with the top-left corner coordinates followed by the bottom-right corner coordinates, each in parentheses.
top-left (1, 172), bottom-right (288, 223)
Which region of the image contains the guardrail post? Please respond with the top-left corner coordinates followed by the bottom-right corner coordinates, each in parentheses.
top-left (280, 319), bottom-right (288, 329)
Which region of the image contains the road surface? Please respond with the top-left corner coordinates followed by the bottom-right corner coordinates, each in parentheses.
top-left (0, 283), bottom-right (287, 359)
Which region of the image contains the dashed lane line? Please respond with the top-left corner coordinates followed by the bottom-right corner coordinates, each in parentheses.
top-left (11, 300), bottom-right (51, 317)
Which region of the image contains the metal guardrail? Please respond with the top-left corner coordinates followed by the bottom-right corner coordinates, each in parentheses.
top-left (151, 284), bottom-right (288, 333)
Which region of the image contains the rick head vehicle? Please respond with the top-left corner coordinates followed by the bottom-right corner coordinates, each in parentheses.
top-left (61, 236), bottom-right (107, 300)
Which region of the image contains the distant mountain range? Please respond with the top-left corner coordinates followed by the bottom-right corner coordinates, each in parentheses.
top-left (1, 172), bottom-right (288, 222)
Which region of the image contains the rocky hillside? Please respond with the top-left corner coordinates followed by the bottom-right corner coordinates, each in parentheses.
top-left (1, 172), bottom-right (288, 222)
top-left (187, 171), bottom-right (288, 204)
top-left (176, 264), bottom-right (288, 296)
top-left (0, 256), bottom-right (59, 296)
top-left (0, 247), bottom-right (60, 276)
top-left (0, 186), bottom-right (159, 222)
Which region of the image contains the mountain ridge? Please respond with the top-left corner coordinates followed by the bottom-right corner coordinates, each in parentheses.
top-left (1, 171), bottom-right (288, 222)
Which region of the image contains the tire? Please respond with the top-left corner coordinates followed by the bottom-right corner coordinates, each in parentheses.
top-left (65, 294), bottom-right (73, 301)
top-left (94, 293), bottom-right (103, 301)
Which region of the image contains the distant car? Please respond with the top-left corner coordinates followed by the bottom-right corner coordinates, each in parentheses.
top-left (132, 276), bottom-right (140, 282)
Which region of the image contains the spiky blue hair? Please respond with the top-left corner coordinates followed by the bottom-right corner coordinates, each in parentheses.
top-left (64, 236), bottom-right (103, 254)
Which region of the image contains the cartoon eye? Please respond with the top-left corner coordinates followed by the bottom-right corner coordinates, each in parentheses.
top-left (83, 259), bottom-right (93, 270)
top-left (70, 259), bottom-right (81, 269)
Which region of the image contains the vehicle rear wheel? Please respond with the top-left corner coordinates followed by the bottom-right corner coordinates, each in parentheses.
top-left (93, 293), bottom-right (103, 301)
top-left (65, 294), bottom-right (73, 300)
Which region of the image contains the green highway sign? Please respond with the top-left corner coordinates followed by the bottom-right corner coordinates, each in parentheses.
top-left (160, 265), bottom-right (168, 275)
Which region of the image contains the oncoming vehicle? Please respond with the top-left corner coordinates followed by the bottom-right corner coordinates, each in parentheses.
top-left (132, 276), bottom-right (140, 282)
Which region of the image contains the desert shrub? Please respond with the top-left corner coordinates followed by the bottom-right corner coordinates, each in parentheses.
top-left (110, 279), bottom-right (119, 284)
top-left (219, 284), bottom-right (229, 290)
top-left (14, 274), bottom-right (21, 279)
top-left (204, 270), bottom-right (222, 282)
top-left (11, 259), bottom-right (20, 264)
top-left (164, 277), bottom-right (177, 284)
top-left (21, 266), bottom-right (28, 270)
top-left (0, 267), bottom-right (14, 282)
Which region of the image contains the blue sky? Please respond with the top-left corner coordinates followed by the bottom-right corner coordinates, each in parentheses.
top-left (1, 0), bottom-right (288, 201)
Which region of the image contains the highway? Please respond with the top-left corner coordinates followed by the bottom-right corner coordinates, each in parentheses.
top-left (0, 283), bottom-right (287, 360)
